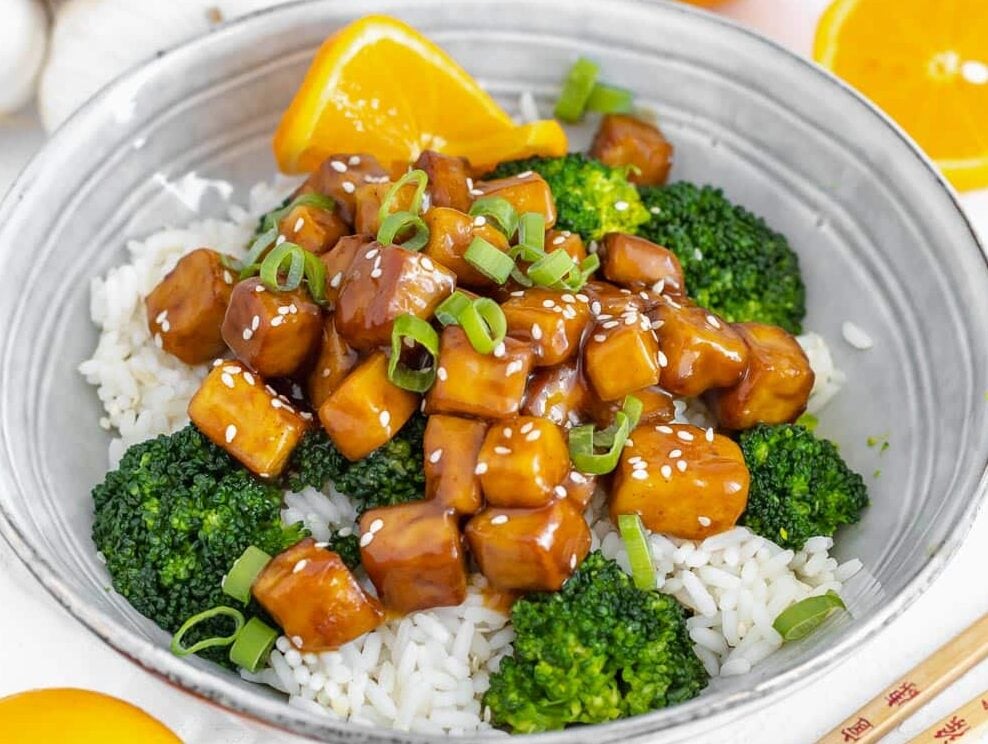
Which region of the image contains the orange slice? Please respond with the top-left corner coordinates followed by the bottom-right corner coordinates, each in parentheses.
top-left (274, 14), bottom-right (567, 173)
top-left (814, 0), bottom-right (988, 191)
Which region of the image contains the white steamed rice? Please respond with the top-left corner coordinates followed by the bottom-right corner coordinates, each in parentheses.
top-left (80, 181), bottom-right (861, 735)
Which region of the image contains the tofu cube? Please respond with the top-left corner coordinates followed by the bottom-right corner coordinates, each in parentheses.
top-left (305, 316), bottom-right (359, 409)
top-left (425, 326), bottom-right (534, 419)
top-left (545, 229), bottom-right (587, 263)
top-left (423, 207), bottom-right (511, 287)
top-left (590, 114), bottom-right (674, 186)
top-left (298, 153), bottom-right (389, 223)
top-left (609, 424), bottom-right (749, 540)
top-left (424, 415), bottom-right (488, 515)
top-left (501, 288), bottom-right (591, 366)
top-left (359, 502), bottom-right (468, 613)
top-left (583, 312), bottom-right (661, 401)
top-left (601, 233), bottom-right (684, 292)
top-left (522, 360), bottom-right (592, 427)
top-left (319, 234), bottom-right (374, 307)
top-left (477, 416), bottom-right (569, 508)
top-left (706, 323), bottom-right (815, 430)
top-left (188, 361), bottom-right (311, 477)
top-left (221, 277), bottom-right (323, 377)
top-left (414, 150), bottom-right (472, 211)
top-left (465, 499), bottom-right (591, 592)
top-left (145, 248), bottom-right (234, 364)
top-left (318, 351), bottom-right (420, 461)
top-left (558, 470), bottom-right (597, 510)
top-left (474, 173), bottom-right (556, 228)
top-left (653, 296), bottom-right (748, 397)
top-left (253, 538), bottom-right (384, 651)
top-left (335, 243), bottom-right (456, 350)
top-left (277, 203), bottom-right (349, 255)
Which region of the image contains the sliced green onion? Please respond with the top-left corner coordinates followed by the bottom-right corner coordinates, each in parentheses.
top-left (388, 314), bottom-right (439, 392)
top-left (528, 249), bottom-right (577, 287)
top-left (465, 237), bottom-right (514, 284)
top-left (377, 211), bottom-right (429, 250)
top-left (796, 412), bottom-right (819, 432)
top-left (459, 298), bottom-right (507, 355)
top-left (560, 253), bottom-right (600, 292)
top-left (303, 250), bottom-right (328, 304)
top-left (517, 212), bottom-right (546, 256)
top-left (237, 227), bottom-right (278, 277)
top-left (259, 242), bottom-right (305, 292)
top-left (229, 617), bottom-right (279, 672)
top-left (469, 197), bottom-right (519, 239)
top-left (509, 264), bottom-right (534, 288)
top-left (568, 395), bottom-right (641, 475)
top-left (378, 169), bottom-right (428, 225)
top-left (435, 291), bottom-right (472, 326)
top-left (586, 83), bottom-right (634, 114)
top-left (773, 591), bottom-right (846, 642)
top-left (170, 606), bottom-right (245, 657)
top-left (554, 57), bottom-right (599, 123)
top-left (261, 193), bottom-right (336, 233)
top-left (618, 514), bottom-right (655, 590)
top-left (222, 546), bottom-right (272, 604)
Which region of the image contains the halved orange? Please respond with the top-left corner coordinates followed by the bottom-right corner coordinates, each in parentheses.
top-left (814, 0), bottom-right (988, 191)
top-left (274, 15), bottom-right (567, 173)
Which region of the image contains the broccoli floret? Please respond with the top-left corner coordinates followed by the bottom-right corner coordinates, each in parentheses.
top-left (740, 424), bottom-right (869, 549)
top-left (637, 182), bottom-right (806, 333)
top-left (484, 552), bottom-right (707, 733)
top-left (286, 412), bottom-right (427, 512)
top-left (91, 425), bottom-right (306, 662)
top-left (488, 154), bottom-right (649, 241)
top-left (326, 532), bottom-right (361, 570)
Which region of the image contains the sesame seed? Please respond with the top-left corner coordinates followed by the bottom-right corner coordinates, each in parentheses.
top-left (561, 294), bottom-right (575, 303)
top-left (593, 333), bottom-right (606, 342)
top-left (225, 424), bottom-right (237, 443)
top-left (371, 268), bottom-right (383, 279)
top-left (639, 291), bottom-right (650, 300)
top-left (677, 431), bottom-right (695, 442)
top-left (650, 206), bottom-right (661, 215)
top-left (213, 359), bottom-right (224, 367)
top-left (506, 360), bottom-right (523, 376)
top-left (706, 314), bottom-right (722, 329)
top-left (278, 305), bottom-right (291, 315)
top-left (314, 542), bottom-right (329, 549)
top-left (429, 449), bottom-right (443, 464)
top-left (155, 310), bottom-right (169, 324)
top-left (251, 315), bottom-right (260, 331)
top-left (420, 256), bottom-right (435, 271)
top-left (437, 367), bottom-right (448, 381)
top-left (255, 284), bottom-right (266, 292)
top-left (275, 235), bottom-right (286, 246)
top-left (494, 445), bottom-right (511, 455)
top-left (706, 428), bottom-right (715, 442)
top-left (330, 160), bottom-right (347, 172)
top-left (271, 398), bottom-right (283, 409)
top-left (624, 315), bottom-right (636, 325)
top-left (242, 372), bottom-right (254, 385)
top-left (502, 428), bottom-right (513, 439)
top-left (473, 215), bottom-right (487, 227)
top-left (510, 290), bottom-right (524, 297)
top-left (628, 456), bottom-right (642, 464)
top-left (221, 373), bottom-right (235, 389)
top-left (366, 248), bottom-right (380, 260)
top-left (542, 299), bottom-right (556, 309)
top-left (491, 514), bottom-right (508, 525)
top-left (651, 319), bottom-right (664, 330)
top-left (652, 280), bottom-right (666, 294)
top-left (632, 470), bottom-right (648, 481)
top-left (531, 324), bottom-right (543, 340)
top-left (602, 320), bottom-right (619, 330)
top-left (520, 422), bottom-right (534, 434)
top-left (658, 351), bottom-right (668, 368)
top-left (669, 449), bottom-right (682, 458)
top-left (554, 485), bottom-right (567, 498)
top-left (159, 320), bottom-right (171, 332)
top-left (590, 301), bottom-right (602, 315)
top-left (570, 554), bottom-right (577, 569)
top-left (657, 425), bottom-right (673, 434)
top-left (359, 532), bottom-right (374, 547)
top-left (348, 155), bottom-right (361, 165)
top-left (677, 460), bottom-right (688, 472)
top-left (470, 188), bottom-right (484, 196)
top-left (342, 181), bottom-right (355, 194)
top-left (666, 297), bottom-right (682, 310)
top-left (379, 410), bottom-right (391, 428)
top-left (299, 411), bottom-right (313, 421)
top-left (693, 248), bottom-right (703, 261)
top-left (293, 559), bottom-right (308, 573)
top-left (223, 270), bottom-right (234, 284)
top-left (576, 293), bottom-right (589, 303)
top-left (293, 216), bottom-right (304, 232)
top-left (526, 430), bottom-right (541, 442)
top-left (660, 464), bottom-right (673, 479)
top-left (474, 462), bottom-right (489, 475)
top-left (614, 200), bottom-right (629, 212)
top-left (698, 516), bottom-right (712, 527)
top-left (552, 235), bottom-right (566, 245)
top-left (369, 518), bottom-right (384, 534)
top-left (330, 272), bottom-right (343, 288)
top-left (563, 306), bottom-right (577, 319)
top-left (291, 635), bottom-right (304, 648)
top-left (242, 328), bottom-right (253, 341)
top-left (289, 304), bottom-right (298, 314)
top-left (633, 461), bottom-right (648, 471)
top-left (625, 438), bottom-right (634, 447)
top-left (493, 342), bottom-right (506, 358)
top-left (270, 316), bottom-right (284, 327)
top-left (570, 472), bottom-right (587, 484)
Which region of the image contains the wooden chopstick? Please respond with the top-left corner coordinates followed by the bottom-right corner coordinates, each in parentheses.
top-left (819, 613), bottom-right (988, 744)
top-left (905, 689), bottom-right (988, 743)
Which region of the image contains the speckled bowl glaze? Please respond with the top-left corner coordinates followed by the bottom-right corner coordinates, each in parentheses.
top-left (1, 0), bottom-right (986, 741)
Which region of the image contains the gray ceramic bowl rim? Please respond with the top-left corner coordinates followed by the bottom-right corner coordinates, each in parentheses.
top-left (0, 0), bottom-right (985, 741)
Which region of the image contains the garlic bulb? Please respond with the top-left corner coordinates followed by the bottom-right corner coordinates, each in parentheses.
top-left (38, 0), bottom-right (296, 133)
top-left (0, 0), bottom-right (49, 115)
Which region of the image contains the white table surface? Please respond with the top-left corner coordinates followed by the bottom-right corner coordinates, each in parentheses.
top-left (1, 103), bottom-right (987, 744)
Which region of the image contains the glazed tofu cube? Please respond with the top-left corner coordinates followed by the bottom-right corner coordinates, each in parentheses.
top-left (609, 424), bottom-right (749, 540)
top-left (253, 538), bottom-right (383, 651)
top-left (359, 502), bottom-right (468, 613)
top-left (583, 312), bottom-right (661, 401)
top-left (425, 327), bottom-right (534, 419)
top-left (277, 203), bottom-right (349, 255)
top-left (423, 207), bottom-right (512, 287)
top-left (653, 296), bottom-right (748, 397)
top-left (558, 470), bottom-right (597, 510)
top-left (414, 150), bottom-right (472, 211)
top-left (299, 153), bottom-right (389, 223)
top-left (587, 385), bottom-right (674, 429)
top-left (601, 233), bottom-right (684, 292)
top-left (501, 288), bottom-right (591, 366)
top-left (305, 316), bottom-right (359, 409)
top-left (146, 248), bottom-right (234, 364)
top-left (221, 277), bottom-right (323, 377)
top-left (545, 229), bottom-right (586, 263)
top-left (424, 415), bottom-right (488, 515)
top-left (465, 499), bottom-right (591, 592)
top-left (706, 323), bottom-right (815, 430)
top-left (474, 172), bottom-right (556, 228)
top-left (335, 243), bottom-right (456, 350)
top-left (188, 361), bottom-right (310, 477)
top-left (318, 351), bottom-right (419, 461)
top-left (590, 114), bottom-right (674, 186)
top-left (522, 360), bottom-right (592, 427)
top-left (352, 181), bottom-right (418, 236)
top-left (477, 416), bottom-right (570, 508)
top-left (319, 234), bottom-right (374, 306)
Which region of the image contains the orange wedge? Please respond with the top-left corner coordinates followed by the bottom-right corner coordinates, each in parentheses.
top-left (274, 14), bottom-right (567, 173)
top-left (814, 0), bottom-right (988, 191)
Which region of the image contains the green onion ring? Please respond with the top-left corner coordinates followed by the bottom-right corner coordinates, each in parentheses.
top-left (259, 241), bottom-right (306, 292)
top-left (568, 395), bottom-right (642, 474)
top-left (388, 314), bottom-right (440, 392)
top-left (377, 211), bottom-right (430, 251)
top-left (469, 197), bottom-right (519, 239)
top-left (262, 193), bottom-right (336, 233)
top-left (378, 169), bottom-right (428, 225)
top-left (528, 249), bottom-right (577, 287)
top-left (618, 514), bottom-right (656, 590)
top-left (458, 298), bottom-right (506, 355)
top-left (303, 250), bottom-right (328, 304)
top-left (517, 212), bottom-right (546, 256)
top-left (435, 291), bottom-right (472, 326)
top-left (170, 606), bottom-right (245, 657)
top-left (586, 83), bottom-right (634, 114)
top-left (237, 227), bottom-right (279, 278)
top-left (560, 253), bottom-right (600, 292)
top-left (773, 591), bottom-right (846, 642)
top-left (222, 546), bottom-right (272, 605)
top-left (229, 617), bottom-right (279, 672)
top-left (554, 57), bottom-right (599, 123)
top-left (465, 237), bottom-right (514, 284)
